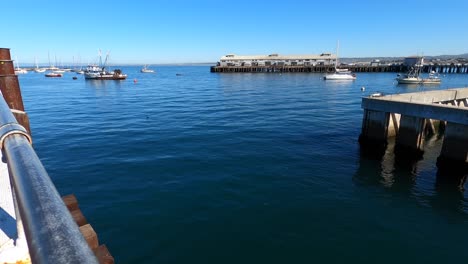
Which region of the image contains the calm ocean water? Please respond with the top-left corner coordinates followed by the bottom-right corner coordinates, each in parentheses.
top-left (17, 67), bottom-right (468, 263)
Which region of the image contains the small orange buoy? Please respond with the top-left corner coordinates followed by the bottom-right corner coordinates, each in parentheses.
top-left (133, 78), bottom-right (137, 83)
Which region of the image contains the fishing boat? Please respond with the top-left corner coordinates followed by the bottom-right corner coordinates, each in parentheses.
top-left (324, 41), bottom-right (356, 80)
top-left (84, 65), bottom-right (127, 80)
top-left (84, 51), bottom-right (127, 80)
top-left (396, 57), bottom-right (441, 84)
top-left (45, 71), bottom-right (63, 78)
top-left (140, 65), bottom-right (155, 73)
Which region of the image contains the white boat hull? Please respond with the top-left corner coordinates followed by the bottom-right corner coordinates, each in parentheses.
top-left (396, 77), bottom-right (441, 84)
top-left (324, 74), bottom-right (356, 80)
top-left (84, 72), bottom-right (127, 80)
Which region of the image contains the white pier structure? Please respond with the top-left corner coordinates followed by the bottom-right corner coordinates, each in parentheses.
top-left (359, 88), bottom-right (468, 169)
top-left (218, 53), bottom-right (337, 67)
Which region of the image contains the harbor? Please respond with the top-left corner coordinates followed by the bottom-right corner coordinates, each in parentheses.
top-left (3, 0), bottom-right (468, 262)
top-left (0, 55), bottom-right (467, 262)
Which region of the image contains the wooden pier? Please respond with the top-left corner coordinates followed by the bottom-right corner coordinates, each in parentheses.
top-left (211, 64), bottom-right (468, 74)
top-left (359, 88), bottom-right (468, 171)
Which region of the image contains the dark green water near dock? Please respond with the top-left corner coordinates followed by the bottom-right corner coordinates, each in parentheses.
top-left (18, 67), bottom-right (468, 263)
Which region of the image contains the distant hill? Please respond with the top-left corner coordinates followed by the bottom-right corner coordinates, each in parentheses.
top-left (426, 53), bottom-right (468, 60)
top-left (341, 53), bottom-right (468, 63)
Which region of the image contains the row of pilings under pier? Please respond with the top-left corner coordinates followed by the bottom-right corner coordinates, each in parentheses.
top-left (210, 64), bottom-right (468, 73)
top-left (358, 88), bottom-right (468, 172)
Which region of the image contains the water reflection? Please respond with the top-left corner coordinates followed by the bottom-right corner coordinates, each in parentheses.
top-left (431, 170), bottom-right (468, 213)
top-left (355, 138), bottom-right (418, 191)
top-left (354, 137), bottom-right (467, 213)
top-left (85, 79), bottom-right (124, 89)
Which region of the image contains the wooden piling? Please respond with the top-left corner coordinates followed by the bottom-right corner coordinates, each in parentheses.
top-left (0, 48), bottom-right (31, 134)
top-left (62, 194), bottom-right (115, 264)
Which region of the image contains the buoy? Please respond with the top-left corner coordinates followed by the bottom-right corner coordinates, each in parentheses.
top-left (361, 86), bottom-right (365, 91)
top-left (133, 78), bottom-right (137, 83)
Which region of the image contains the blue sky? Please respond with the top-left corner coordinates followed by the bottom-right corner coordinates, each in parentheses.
top-left (3, 0), bottom-right (468, 64)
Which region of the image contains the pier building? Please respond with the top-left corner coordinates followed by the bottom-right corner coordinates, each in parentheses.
top-left (211, 55), bottom-right (468, 74)
top-left (359, 88), bottom-right (468, 171)
top-left (218, 53), bottom-right (336, 67)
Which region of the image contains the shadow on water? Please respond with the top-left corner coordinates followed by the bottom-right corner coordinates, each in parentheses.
top-left (354, 138), bottom-right (418, 192)
top-left (354, 137), bottom-right (467, 213)
top-left (430, 170), bottom-right (468, 213)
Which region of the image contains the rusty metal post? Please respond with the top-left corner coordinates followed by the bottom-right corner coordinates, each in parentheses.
top-left (0, 48), bottom-right (31, 134)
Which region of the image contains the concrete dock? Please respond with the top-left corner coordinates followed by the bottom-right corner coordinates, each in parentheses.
top-left (359, 88), bottom-right (468, 170)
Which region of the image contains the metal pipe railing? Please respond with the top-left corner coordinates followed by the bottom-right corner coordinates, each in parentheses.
top-left (0, 92), bottom-right (98, 263)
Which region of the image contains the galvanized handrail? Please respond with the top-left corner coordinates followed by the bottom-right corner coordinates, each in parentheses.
top-left (0, 92), bottom-right (98, 263)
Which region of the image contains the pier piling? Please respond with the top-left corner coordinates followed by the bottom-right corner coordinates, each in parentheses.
top-left (0, 48), bottom-right (30, 134)
top-left (358, 109), bottom-right (389, 147)
top-left (395, 115), bottom-right (426, 155)
top-left (360, 88), bottom-right (468, 171)
top-left (437, 122), bottom-right (468, 169)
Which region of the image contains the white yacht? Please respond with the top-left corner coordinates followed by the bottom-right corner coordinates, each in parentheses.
top-left (324, 68), bottom-right (356, 80)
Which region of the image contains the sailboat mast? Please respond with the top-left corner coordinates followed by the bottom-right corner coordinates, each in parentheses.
top-left (335, 40), bottom-right (339, 70)
top-left (99, 49), bottom-right (103, 67)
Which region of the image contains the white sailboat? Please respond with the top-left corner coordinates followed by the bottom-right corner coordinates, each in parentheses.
top-left (14, 56), bottom-right (28, 74)
top-left (33, 57), bottom-right (46, 73)
top-left (324, 41), bottom-right (356, 80)
top-left (71, 55), bottom-right (84, 74)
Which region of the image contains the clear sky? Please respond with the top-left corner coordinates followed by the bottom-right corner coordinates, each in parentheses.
top-left (3, 0), bottom-right (468, 64)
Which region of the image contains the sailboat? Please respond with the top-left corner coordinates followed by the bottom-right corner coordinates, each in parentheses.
top-left (71, 55), bottom-right (85, 74)
top-left (14, 56), bottom-right (28, 74)
top-left (323, 41), bottom-right (356, 80)
top-left (33, 57), bottom-right (46, 73)
top-left (140, 64), bottom-right (155, 73)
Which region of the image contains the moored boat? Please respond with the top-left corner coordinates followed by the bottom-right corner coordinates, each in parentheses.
top-left (34, 68), bottom-right (46, 73)
top-left (33, 57), bottom-right (46, 72)
top-left (84, 51), bottom-right (127, 80)
top-left (140, 65), bottom-right (155, 73)
top-left (324, 41), bottom-right (356, 80)
top-left (14, 56), bottom-right (28, 74)
top-left (396, 57), bottom-right (441, 85)
top-left (14, 68), bottom-right (27, 74)
top-left (45, 71), bottom-right (63, 78)
top-left (324, 68), bottom-right (356, 80)
top-left (84, 65), bottom-right (127, 80)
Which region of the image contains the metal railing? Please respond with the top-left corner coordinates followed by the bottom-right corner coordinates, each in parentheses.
top-left (0, 91), bottom-right (98, 263)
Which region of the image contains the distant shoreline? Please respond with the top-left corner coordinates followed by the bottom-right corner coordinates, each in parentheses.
top-left (16, 53), bottom-right (468, 67)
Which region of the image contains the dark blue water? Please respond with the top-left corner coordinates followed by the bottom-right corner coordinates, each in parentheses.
top-left (17, 68), bottom-right (468, 263)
